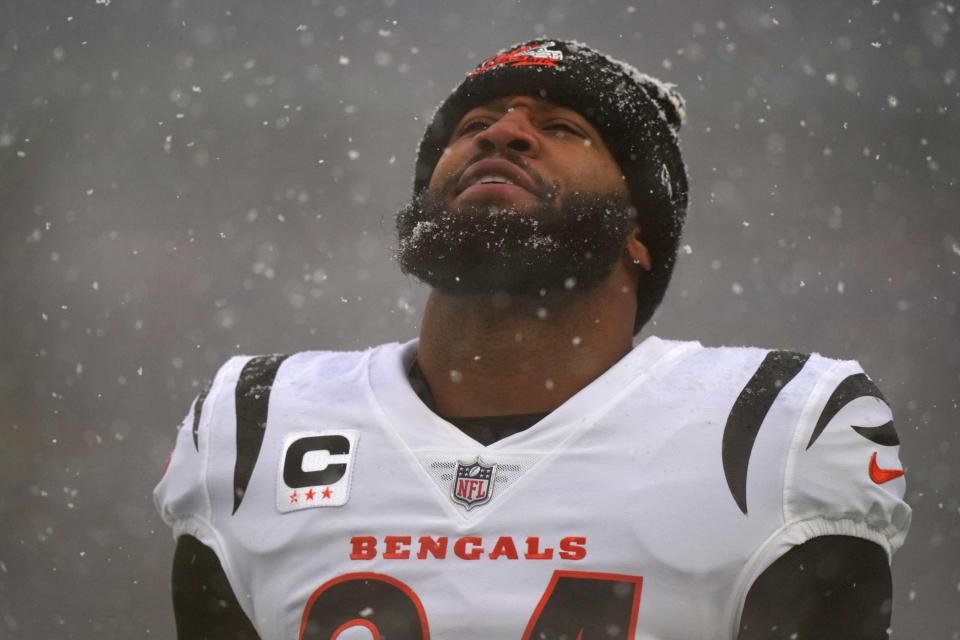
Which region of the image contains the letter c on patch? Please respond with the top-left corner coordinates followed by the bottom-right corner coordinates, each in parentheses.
top-left (283, 435), bottom-right (351, 488)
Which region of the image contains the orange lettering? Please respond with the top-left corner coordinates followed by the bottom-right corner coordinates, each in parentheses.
top-left (454, 536), bottom-right (483, 560)
top-left (489, 536), bottom-right (519, 560)
top-left (416, 536), bottom-right (448, 560)
top-left (558, 536), bottom-right (587, 561)
top-left (383, 535), bottom-right (411, 559)
top-left (349, 536), bottom-right (377, 560)
top-left (524, 536), bottom-right (554, 560)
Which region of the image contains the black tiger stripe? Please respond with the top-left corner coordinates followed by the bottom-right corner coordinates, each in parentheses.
top-left (722, 350), bottom-right (810, 515)
top-left (233, 354), bottom-right (291, 515)
top-left (191, 384), bottom-right (211, 451)
top-left (806, 373), bottom-right (886, 450)
top-left (852, 421), bottom-right (900, 446)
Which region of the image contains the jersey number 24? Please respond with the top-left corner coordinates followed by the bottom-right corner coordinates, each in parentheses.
top-left (299, 569), bottom-right (643, 639)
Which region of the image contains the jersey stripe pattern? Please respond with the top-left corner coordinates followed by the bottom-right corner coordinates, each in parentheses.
top-left (806, 373), bottom-right (887, 449)
top-left (232, 354), bottom-right (291, 514)
top-left (721, 350), bottom-right (810, 514)
top-left (191, 383), bottom-right (211, 451)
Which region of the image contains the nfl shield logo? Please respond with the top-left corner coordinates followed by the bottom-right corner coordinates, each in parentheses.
top-left (451, 457), bottom-right (497, 511)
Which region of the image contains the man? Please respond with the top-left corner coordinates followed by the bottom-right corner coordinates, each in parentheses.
top-left (155, 39), bottom-right (910, 639)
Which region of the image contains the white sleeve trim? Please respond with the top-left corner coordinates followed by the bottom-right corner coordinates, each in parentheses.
top-left (169, 514), bottom-right (218, 547)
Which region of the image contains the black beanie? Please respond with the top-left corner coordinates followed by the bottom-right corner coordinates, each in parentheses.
top-left (413, 38), bottom-right (689, 334)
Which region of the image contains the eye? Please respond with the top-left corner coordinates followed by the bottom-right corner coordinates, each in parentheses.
top-left (543, 121), bottom-right (584, 138)
top-left (456, 119), bottom-right (492, 136)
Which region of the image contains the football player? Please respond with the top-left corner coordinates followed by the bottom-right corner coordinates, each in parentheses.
top-left (155, 39), bottom-right (910, 639)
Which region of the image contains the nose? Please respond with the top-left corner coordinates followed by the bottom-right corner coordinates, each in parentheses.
top-left (474, 109), bottom-right (541, 157)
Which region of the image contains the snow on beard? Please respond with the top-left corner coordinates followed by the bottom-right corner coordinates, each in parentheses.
top-left (395, 188), bottom-right (635, 297)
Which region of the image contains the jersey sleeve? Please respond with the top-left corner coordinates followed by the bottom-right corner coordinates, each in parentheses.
top-left (153, 356), bottom-right (249, 549)
top-left (730, 355), bottom-right (912, 633)
top-left (781, 357), bottom-right (912, 557)
top-left (742, 355), bottom-right (912, 578)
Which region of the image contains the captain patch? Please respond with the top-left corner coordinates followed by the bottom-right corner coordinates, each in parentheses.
top-left (277, 430), bottom-right (358, 512)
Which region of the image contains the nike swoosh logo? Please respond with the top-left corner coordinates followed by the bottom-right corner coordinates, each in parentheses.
top-left (869, 451), bottom-right (905, 484)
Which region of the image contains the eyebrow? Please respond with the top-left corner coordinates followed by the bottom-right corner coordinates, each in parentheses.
top-left (456, 99), bottom-right (601, 141)
top-left (465, 99), bottom-right (585, 123)
top-left (488, 97), bottom-right (560, 112)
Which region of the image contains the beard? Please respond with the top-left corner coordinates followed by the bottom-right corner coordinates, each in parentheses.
top-left (395, 187), bottom-right (635, 297)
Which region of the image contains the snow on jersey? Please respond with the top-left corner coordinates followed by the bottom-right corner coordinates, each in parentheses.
top-left (154, 336), bottom-right (911, 639)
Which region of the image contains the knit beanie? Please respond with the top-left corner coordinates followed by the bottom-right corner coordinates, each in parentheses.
top-left (413, 38), bottom-right (690, 334)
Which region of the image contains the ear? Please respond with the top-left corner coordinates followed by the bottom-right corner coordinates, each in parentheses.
top-left (624, 226), bottom-right (652, 272)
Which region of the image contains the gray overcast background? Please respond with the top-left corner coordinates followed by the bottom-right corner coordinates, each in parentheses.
top-left (1, 0), bottom-right (958, 637)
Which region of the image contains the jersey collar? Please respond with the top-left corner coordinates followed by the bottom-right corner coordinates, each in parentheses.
top-left (366, 335), bottom-right (700, 453)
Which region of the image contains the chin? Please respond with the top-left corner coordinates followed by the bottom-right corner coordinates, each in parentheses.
top-left (396, 189), bottom-right (633, 298)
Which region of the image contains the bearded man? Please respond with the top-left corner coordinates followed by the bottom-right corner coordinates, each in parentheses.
top-left (156, 39), bottom-right (910, 639)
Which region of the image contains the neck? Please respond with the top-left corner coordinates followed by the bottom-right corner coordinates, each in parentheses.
top-left (416, 268), bottom-right (638, 417)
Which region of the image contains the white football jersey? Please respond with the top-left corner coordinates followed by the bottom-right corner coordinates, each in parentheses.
top-left (154, 336), bottom-right (911, 640)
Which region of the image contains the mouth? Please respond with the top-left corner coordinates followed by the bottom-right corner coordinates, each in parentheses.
top-left (456, 158), bottom-right (539, 199)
